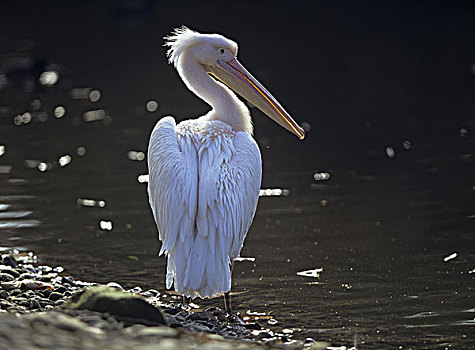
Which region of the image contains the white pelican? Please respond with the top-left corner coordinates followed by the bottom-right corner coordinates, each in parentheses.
top-left (147, 26), bottom-right (304, 313)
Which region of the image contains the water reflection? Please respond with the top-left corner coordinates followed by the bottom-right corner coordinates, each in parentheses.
top-left (54, 106), bottom-right (66, 118)
top-left (146, 100), bottom-right (158, 112)
top-left (259, 188), bottom-right (290, 197)
top-left (127, 150), bottom-right (145, 161)
top-left (38, 70), bottom-right (59, 86)
top-left (58, 154), bottom-right (72, 167)
top-left (77, 198), bottom-right (106, 208)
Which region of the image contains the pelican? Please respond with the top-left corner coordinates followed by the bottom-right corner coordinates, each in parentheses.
top-left (147, 26), bottom-right (304, 313)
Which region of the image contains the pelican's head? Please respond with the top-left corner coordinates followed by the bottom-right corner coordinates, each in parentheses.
top-left (165, 26), bottom-right (305, 140)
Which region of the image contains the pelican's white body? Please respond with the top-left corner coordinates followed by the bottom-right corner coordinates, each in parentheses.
top-left (147, 27), bottom-right (302, 302)
top-left (148, 116), bottom-right (261, 298)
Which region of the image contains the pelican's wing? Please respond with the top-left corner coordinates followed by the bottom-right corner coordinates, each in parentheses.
top-left (192, 130), bottom-right (262, 296)
top-left (147, 117), bottom-right (198, 289)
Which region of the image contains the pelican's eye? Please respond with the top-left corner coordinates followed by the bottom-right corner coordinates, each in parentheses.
top-left (219, 48), bottom-right (225, 55)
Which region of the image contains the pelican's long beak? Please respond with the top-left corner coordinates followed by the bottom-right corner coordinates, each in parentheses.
top-left (206, 58), bottom-right (305, 140)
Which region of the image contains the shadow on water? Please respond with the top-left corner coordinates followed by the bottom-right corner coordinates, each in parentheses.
top-left (1, 1), bottom-right (475, 348)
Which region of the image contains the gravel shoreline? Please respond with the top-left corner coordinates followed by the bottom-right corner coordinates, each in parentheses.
top-left (0, 251), bottom-right (329, 350)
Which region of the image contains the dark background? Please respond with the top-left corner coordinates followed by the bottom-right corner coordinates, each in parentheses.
top-left (2, 0), bottom-right (475, 161)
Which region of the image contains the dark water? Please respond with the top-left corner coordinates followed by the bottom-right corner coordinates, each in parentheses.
top-left (1, 1), bottom-right (474, 348)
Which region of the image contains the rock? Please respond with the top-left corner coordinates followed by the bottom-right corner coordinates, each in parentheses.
top-left (0, 290), bottom-right (9, 299)
top-left (276, 340), bottom-right (305, 350)
top-left (39, 289), bottom-right (52, 298)
top-left (61, 276), bottom-right (76, 286)
top-left (49, 292), bottom-right (63, 301)
top-left (63, 286), bottom-right (168, 326)
top-left (0, 273), bottom-right (14, 282)
top-left (29, 299), bottom-right (41, 310)
top-left (19, 273), bottom-right (36, 280)
top-left (106, 282), bottom-right (123, 290)
top-left (163, 307), bottom-right (179, 315)
top-left (28, 311), bottom-right (97, 334)
top-left (165, 314), bottom-right (177, 324)
top-left (38, 298), bottom-right (54, 307)
top-left (39, 275), bottom-right (53, 282)
top-left (306, 341), bottom-right (332, 350)
top-left (0, 268), bottom-right (20, 278)
top-left (1, 255), bottom-right (18, 268)
top-left (130, 325), bottom-right (178, 338)
top-left (186, 312), bottom-right (202, 321)
top-left (244, 322), bottom-right (262, 330)
top-left (185, 322), bottom-right (211, 332)
top-left (54, 285), bottom-right (67, 293)
top-left (9, 288), bottom-right (22, 296)
top-left (145, 289), bottom-right (160, 296)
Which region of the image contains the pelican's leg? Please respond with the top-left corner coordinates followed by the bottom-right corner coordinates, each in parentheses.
top-left (224, 259), bottom-right (235, 314)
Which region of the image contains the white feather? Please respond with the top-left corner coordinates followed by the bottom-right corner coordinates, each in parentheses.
top-left (148, 117), bottom-right (261, 298)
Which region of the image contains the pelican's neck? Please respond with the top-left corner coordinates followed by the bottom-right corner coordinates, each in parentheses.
top-left (177, 52), bottom-right (252, 134)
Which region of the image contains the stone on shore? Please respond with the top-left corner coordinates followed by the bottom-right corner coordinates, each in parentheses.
top-left (0, 310), bottom-right (272, 350)
top-left (62, 286), bottom-right (168, 326)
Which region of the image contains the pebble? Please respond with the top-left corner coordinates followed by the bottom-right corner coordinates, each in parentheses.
top-left (48, 292), bottom-right (63, 301)
top-left (106, 282), bottom-right (123, 290)
top-left (0, 273), bottom-right (14, 282)
top-left (0, 252), bottom-right (306, 348)
top-left (1, 255), bottom-right (18, 268)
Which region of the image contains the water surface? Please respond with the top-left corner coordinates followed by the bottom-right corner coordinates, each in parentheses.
top-left (1, 1), bottom-right (474, 348)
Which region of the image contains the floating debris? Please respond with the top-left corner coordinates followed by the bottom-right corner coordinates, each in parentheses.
top-left (99, 220), bottom-right (113, 231)
top-left (443, 252), bottom-right (457, 262)
top-left (297, 268), bottom-right (323, 278)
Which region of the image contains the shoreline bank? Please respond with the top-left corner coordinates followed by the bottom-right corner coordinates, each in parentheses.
top-left (0, 251), bottom-right (328, 350)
